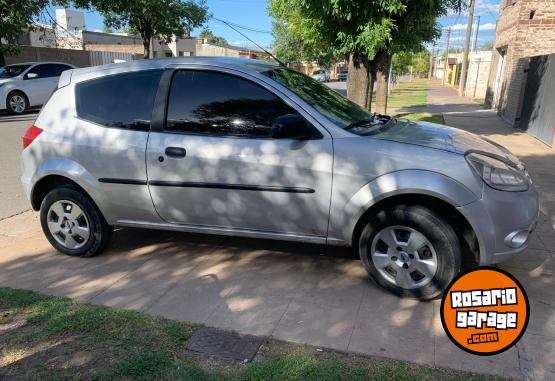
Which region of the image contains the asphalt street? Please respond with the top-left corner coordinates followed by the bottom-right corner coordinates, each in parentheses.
top-left (0, 111), bottom-right (38, 219)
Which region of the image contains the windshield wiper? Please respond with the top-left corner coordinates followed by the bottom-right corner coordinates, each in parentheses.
top-left (344, 113), bottom-right (380, 131)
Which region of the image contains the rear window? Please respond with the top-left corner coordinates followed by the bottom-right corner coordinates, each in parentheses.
top-left (75, 70), bottom-right (162, 131)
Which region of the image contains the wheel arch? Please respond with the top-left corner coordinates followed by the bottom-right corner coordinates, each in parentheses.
top-left (328, 170), bottom-right (483, 266)
top-left (351, 193), bottom-right (480, 267)
top-left (29, 158), bottom-right (116, 223)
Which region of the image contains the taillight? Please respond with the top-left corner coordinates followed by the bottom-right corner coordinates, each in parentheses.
top-left (22, 125), bottom-right (43, 149)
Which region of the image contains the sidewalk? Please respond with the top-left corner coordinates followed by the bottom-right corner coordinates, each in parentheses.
top-left (0, 81), bottom-right (554, 380)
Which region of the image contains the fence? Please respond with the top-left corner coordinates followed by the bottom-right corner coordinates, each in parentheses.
top-left (5, 46), bottom-right (138, 68)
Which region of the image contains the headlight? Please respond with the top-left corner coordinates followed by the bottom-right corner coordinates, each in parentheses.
top-left (466, 152), bottom-right (529, 192)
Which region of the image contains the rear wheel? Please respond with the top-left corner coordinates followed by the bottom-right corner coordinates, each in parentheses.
top-left (358, 205), bottom-right (460, 300)
top-left (6, 91), bottom-right (29, 114)
top-left (40, 185), bottom-right (113, 257)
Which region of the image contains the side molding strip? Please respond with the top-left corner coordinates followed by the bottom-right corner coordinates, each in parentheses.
top-left (148, 181), bottom-right (315, 193)
top-left (98, 178), bottom-right (148, 185)
top-left (98, 178), bottom-right (315, 194)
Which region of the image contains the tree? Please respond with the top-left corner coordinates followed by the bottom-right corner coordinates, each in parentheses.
top-left (479, 40), bottom-right (493, 51)
top-left (392, 52), bottom-right (413, 76)
top-left (0, 0), bottom-right (48, 66)
top-left (412, 50), bottom-right (430, 75)
top-left (71, 0), bottom-right (209, 58)
top-left (269, 0), bottom-right (464, 112)
top-left (102, 24), bottom-right (113, 33)
top-left (272, 20), bottom-right (338, 69)
top-left (391, 50), bottom-right (429, 77)
top-left (269, 0), bottom-right (406, 109)
top-left (199, 27), bottom-right (228, 46)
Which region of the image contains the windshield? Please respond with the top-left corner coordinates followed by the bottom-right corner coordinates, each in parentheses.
top-left (0, 65), bottom-right (31, 79)
top-left (260, 68), bottom-right (372, 129)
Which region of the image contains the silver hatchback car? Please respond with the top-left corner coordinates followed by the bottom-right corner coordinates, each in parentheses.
top-left (20, 57), bottom-right (539, 299)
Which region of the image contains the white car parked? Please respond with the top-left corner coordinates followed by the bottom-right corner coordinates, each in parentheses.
top-left (310, 69), bottom-right (330, 82)
top-left (0, 62), bottom-right (76, 114)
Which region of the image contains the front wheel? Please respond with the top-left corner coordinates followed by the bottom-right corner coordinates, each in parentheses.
top-left (40, 185), bottom-right (113, 257)
top-left (358, 205), bottom-right (461, 300)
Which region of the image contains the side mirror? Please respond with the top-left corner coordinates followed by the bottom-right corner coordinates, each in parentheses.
top-left (25, 73), bottom-right (38, 80)
top-left (271, 114), bottom-right (313, 140)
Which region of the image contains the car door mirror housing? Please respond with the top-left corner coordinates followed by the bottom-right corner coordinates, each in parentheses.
top-left (272, 114), bottom-right (315, 140)
top-left (25, 73), bottom-right (38, 80)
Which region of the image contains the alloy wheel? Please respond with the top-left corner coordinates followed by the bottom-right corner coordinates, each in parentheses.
top-left (9, 95), bottom-right (26, 113)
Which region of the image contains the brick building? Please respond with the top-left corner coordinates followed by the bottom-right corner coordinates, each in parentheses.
top-left (485, 0), bottom-right (555, 127)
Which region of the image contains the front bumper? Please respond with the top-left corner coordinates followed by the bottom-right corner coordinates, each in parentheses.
top-left (457, 183), bottom-right (540, 265)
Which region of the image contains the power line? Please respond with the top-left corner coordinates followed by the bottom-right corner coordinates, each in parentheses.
top-left (211, 17), bottom-right (272, 35)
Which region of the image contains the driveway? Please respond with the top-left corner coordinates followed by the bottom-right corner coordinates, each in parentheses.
top-left (1, 84), bottom-right (554, 380)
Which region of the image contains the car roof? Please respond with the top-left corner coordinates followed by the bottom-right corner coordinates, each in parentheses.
top-left (6, 62), bottom-right (75, 66)
top-left (69, 57), bottom-right (280, 82)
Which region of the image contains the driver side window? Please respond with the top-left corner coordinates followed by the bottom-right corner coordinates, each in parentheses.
top-left (165, 70), bottom-right (302, 138)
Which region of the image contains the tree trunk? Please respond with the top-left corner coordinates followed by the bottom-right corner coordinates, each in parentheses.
top-left (346, 53), bottom-right (371, 108)
top-left (374, 51), bottom-right (392, 115)
top-left (143, 37), bottom-right (150, 59)
top-left (0, 40), bottom-right (5, 67)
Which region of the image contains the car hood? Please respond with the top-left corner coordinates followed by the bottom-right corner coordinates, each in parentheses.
top-left (370, 119), bottom-right (520, 162)
top-left (0, 78), bottom-right (14, 85)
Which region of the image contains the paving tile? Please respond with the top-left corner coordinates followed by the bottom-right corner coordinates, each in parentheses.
top-left (434, 333), bottom-right (521, 379)
top-left (205, 295), bottom-right (291, 336)
top-left (349, 291), bottom-right (436, 365)
top-left (272, 300), bottom-right (357, 352)
top-left (519, 333), bottom-right (555, 380)
top-left (431, 304), bottom-right (522, 379)
top-left (89, 252), bottom-right (205, 311)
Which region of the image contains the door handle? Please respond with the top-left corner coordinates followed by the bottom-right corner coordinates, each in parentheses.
top-left (164, 147), bottom-right (187, 158)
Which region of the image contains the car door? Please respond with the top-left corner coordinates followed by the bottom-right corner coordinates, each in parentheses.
top-left (146, 68), bottom-right (334, 237)
top-left (22, 64), bottom-right (61, 106)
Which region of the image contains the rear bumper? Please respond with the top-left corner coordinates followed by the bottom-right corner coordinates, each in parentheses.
top-left (457, 183), bottom-right (539, 265)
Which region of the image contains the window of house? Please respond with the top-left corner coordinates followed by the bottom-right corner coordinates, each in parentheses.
top-left (165, 70), bottom-right (301, 138)
top-left (75, 69), bottom-right (163, 131)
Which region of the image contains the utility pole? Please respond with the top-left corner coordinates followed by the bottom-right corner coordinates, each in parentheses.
top-left (459, 0), bottom-right (475, 96)
top-left (442, 27), bottom-right (451, 86)
top-left (428, 41), bottom-right (436, 79)
top-left (473, 15), bottom-right (481, 52)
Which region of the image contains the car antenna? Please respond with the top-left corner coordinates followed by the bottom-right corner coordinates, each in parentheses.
top-left (213, 17), bottom-right (286, 67)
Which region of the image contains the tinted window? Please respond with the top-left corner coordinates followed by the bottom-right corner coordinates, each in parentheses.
top-left (50, 64), bottom-right (73, 77)
top-left (166, 70), bottom-right (299, 138)
top-left (76, 70), bottom-right (162, 131)
top-left (28, 64), bottom-right (65, 78)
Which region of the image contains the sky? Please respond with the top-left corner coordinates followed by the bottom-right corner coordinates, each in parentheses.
top-left (43, 0), bottom-right (500, 52)
top-left (436, 0), bottom-right (500, 52)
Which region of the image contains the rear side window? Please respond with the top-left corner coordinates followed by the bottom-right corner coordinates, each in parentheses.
top-left (75, 70), bottom-right (162, 131)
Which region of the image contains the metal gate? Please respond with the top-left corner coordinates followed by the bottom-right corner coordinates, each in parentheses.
top-left (519, 53), bottom-right (555, 146)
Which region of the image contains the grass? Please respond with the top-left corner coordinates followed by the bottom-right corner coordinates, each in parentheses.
top-left (398, 112), bottom-right (445, 125)
top-left (0, 287), bottom-right (504, 380)
top-left (378, 78), bottom-right (429, 111)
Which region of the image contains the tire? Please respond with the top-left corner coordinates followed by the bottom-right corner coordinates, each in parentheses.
top-left (358, 205), bottom-right (460, 300)
top-left (40, 185), bottom-right (113, 257)
top-left (6, 91), bottom-right (29, 115)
